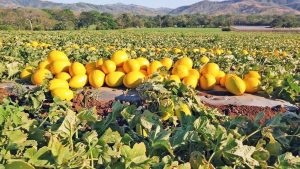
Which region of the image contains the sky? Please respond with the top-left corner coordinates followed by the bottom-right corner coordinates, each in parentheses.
top-left (47, 0), bottom-right (204, 8)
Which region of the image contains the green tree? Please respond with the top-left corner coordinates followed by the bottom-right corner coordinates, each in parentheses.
top-left (77, 11), bottom-right (101, 28)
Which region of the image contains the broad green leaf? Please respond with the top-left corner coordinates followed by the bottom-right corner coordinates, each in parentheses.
top-left (5, 160), bottom-right (34, 169)
top-left (56, 109), bottom-right (79, 138)
top-left (151, 140), bottom-right (173, 156)
top-left (121, 133), bottom-right (133, 145)
top-left (121, 142), bottom-right (150, 168)
top-left (266, 115), bottom-right (282, 127)
top-left (189, 151), bottom-right (214, 169)
top-left (100, 128), bottom-right (122, 144)
top-left (219, 138), bottom-right (259, 167)
top-left (252, 148), bottom-right (270, 162)
top-left (24, 147), bottom-right (37, 159)
top-left (149, 126), bottom-right (170, 142)
top-left (275, 153), bottom-right (300, 169)
top-left (95, 101), bottom-right (124, 135)
top-left (120, 104), bottom-right (138, 128)
top-left (253, 112), bottom-right (265, 127)
top-left (27, 147), bottom-right (53, 167)
top-left (82, 130), bottom-right (98, 145)
top-left (140, 110), bottom-right (161, 130)
top-left (6, 130), bottom-right (28, 145)
top-left (77, 107), bottom-right (97, 122)
top-left (177, 162), bottom-right (191, 169)
top-left (0, 62), bottom-right (6, 77)
top-left (7, 62), bottom-right (19, 78)
top-left (131, 142), bottom-right (147, 158)
top-left (48, 136), bottom-right (72, 165)
top-left (194, 117), bottom-right (217, 140)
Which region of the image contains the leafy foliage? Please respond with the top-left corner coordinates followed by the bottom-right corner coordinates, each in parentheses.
top-left (0, 75), bottom-right (300, 168)
top-left (0, 29), bottom-right (299, 168)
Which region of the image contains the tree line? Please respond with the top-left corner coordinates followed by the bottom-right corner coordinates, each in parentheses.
top-left (0, 8), bottom-right (299, 30)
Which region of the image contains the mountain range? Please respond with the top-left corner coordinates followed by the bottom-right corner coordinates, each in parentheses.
top-left (0, 0), bottom-right (299, 15)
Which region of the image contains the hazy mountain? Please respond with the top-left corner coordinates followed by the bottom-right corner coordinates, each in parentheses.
top-left (287, 2), bottom-right (300, 10)
top-left (169, 0), bottom-right (300, 15)
top-left (0, 0), bottom-right (172, 15)
top-left (0, 0), bottom-right (299, 15)
top-left (256, 0), bottom-right (300, 10)
top-left (256, 0), bottom-right (300, 5)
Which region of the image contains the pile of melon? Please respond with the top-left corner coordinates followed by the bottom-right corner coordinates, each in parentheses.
top-left (20, 50), bottom-right (261, 101)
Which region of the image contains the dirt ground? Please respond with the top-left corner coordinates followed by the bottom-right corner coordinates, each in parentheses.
top-left (0, 87), bottom-right (292, 122)
top-left (73, 90), bottom-right (114, 117)
top-left (0, 88), bottom-right (10, 103)
top-left (72, 89), bottom-right (287, 122)
top-left (205, 103), bottom-right (286, 122)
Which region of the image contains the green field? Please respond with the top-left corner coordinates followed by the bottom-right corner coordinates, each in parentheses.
top-left (1, 28), bottom-right (299, 102)
top-left (0, 28), bottom-right (300, 168)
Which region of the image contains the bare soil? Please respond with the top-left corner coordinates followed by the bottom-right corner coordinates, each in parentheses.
top-left (0, 88), bottom-right (10, 103)
top-left (0, 87), bottom-right (290, 122)
top-left (73, 90), bottom-right (114, 117)
top-left (205, 103), bottom-right (286, 122)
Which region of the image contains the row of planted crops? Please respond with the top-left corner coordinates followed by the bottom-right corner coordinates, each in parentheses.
top-left (0, 29), bottom-right (299, 168)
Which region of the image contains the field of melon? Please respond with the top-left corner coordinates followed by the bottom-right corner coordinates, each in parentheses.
top-left (0, 28), bottom-right (299, 168)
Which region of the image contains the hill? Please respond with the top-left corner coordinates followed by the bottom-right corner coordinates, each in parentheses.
top-left (0, 0), bottom-right (299, 15)
top-left (0, 0), bottom-right (172, 16)
top-left (169, 0), bottom-right (300, 15)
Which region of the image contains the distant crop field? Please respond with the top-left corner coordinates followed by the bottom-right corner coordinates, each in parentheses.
top-left (231, 26), bottom-right (300, 33)
top-left (125, 28), bottom-right (222, 32)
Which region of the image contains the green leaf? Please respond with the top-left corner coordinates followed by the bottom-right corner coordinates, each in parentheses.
top-left (5, 130), bottom-right (28, 147)
top-left (252, 148), bottom-right (270, 168)
top-left (82, 130), bottom-right (98, 145)
top-left (120, 104), bottom-right (138, 128)
top-left (0, 62), bottom-right (6, 77)
top-left (28, 128), bottom-right (46, 144)
top-left (252, 148), bottom-right (270, 162)
top-left (131, 142), bottom-right (147, 158)
top-left (48, 136), bottom-right (72, 165)
top-left (24, 148), bottom-right (37, 159)
top-left (121, 133), bottom-right (133, 145)
top-left (170, 127), bottom-right (191, 149)
top-left (100, 128), bottom-right (122, 144)
top-left (77, 107), bottom-right (97, 122)
top-left (177, 162), bottom-right (191, 169)
top-left (140, 110), bottom-right (161, 130)
top-left (287, 77), bottom-right (300, 93)
top-left (149, 126), bottom-right (170, 142)
top-left (148, 126), bottom-right (173, 156)
top-left (30, 95), bottom-right (43, 110)
top-left (95, 101), bottom-right (124, 135)
top-left (121, 142), bottom-right (150, 168)
top-left (266, 114), bottom-right (282, 127)
top-left (189, 151), bottom-right (214, 169)
top-left (253, 112), bottom-right (265, 127)
top-left (221, 138), bottom-right (259, 167)
top-left (194, 117), bottom-right (216, 136)
top-left (6, 62), bottom-right (20, 78)
top-left (27, 147), bottom-right (53, 167)
top-left (152, 140), bottom-right (173, 156)
top-left (5, 160), bottom-right (34, 169)
top-left (55, 109), bottom-right (79, 138)
top-left (275, 153), bottom-right (300, 169)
